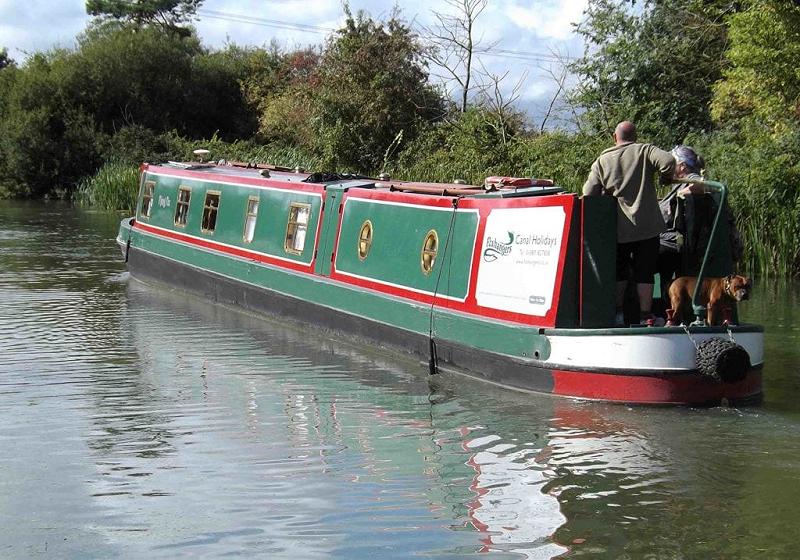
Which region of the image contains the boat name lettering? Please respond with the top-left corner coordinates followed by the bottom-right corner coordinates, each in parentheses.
top-left (158, 195), bottom-right (171, 208)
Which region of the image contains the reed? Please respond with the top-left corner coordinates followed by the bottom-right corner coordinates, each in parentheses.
top-left (75, 162), bottom-right (140, 212)
top-left (686, 129), bottom-right (800, 278)
top-left (728, 187), bottom-right (800, 278)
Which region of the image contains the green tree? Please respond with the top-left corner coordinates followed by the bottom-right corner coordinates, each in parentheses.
top-left (65, 25), bottom-right (255, 139)
top-left (712, 0), bottom-right (800, 131)
top-left (394, 108), bottom-right (605, 190)
top-left (570, 0), bottom-right (742, 146)
top-left (239, 45), bottom-right (320, 147)
top-left (186, 45), bottom-right (260, 140)
top-left (0, 25), bottom-right (258, 197)
top-left (0, 53), bottom-right (101, 197)
top-left (706, 1), bottom-right (800, 275)
top-left (63, 25), bottom-right (201, 135)
top-left (394, 107), bottom-right (521, 183)
top-left (311, 8), bottom-right (445, 172)
top-left (0, 48), bottom-right (16, 119)
top-left (86, 0), bottom-right (202, 34)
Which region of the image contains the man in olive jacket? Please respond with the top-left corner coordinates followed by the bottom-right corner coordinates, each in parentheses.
top-left (582, 121), bottom-right (675, 325)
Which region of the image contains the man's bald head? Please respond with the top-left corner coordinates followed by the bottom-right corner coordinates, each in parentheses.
top-left (614, 121), bottom-right (637, 144)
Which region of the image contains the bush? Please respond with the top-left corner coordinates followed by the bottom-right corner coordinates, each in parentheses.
top-left (508, 132), bottom-right (608, 192)
top-left (393, 111), bottom-right (607, 189)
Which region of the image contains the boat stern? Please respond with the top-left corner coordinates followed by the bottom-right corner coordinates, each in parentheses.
top-left (543, 325), bottom-right (764, 405)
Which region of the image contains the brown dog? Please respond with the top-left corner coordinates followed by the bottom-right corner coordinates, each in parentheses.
top-left (668, 274), bottom-right (752, 325)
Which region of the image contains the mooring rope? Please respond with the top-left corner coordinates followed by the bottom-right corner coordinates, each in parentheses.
top-left (428, 197), bottom-right (461, 375)
top-left (683, 318), bottom-right (739, 347)
top-left (682, 324), bottom-right (700, 351)
top-left (726, 322), bottom-right (737, 344)
top-left (124, 218), bottom-right (134, 263)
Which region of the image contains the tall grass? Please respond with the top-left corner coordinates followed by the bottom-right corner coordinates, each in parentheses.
top-left (730, 189), bottom-right (800, 278)
top-left (74, 138), bottom-right (327, 214)
top-left (75, 162), bottom-right (140, 213)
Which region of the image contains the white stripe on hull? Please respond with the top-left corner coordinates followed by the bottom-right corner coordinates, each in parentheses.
top-left (545, 331), bottom-right (763, 372)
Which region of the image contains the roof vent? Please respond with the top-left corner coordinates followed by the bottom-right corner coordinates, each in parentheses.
top-left (453, 178), bottom-right (467, 185)
top-left (260, 169), bottom-right (271, 178)
top-left (378, 172), bottom-right (391, 181)
top-left (193, 148), bottom-right (210, 162)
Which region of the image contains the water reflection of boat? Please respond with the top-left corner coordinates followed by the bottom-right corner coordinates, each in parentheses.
top-left (117, 162), bottom-right (764, 405)
top-left (119, 285), bottom-right (569, 558)
top-left (462, 430), bottom-right (568, 558)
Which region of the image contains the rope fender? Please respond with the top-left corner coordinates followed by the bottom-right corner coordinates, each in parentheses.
top-left (695, 337), bottom-right (750, 383)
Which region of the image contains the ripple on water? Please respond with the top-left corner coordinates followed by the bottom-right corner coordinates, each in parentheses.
top-left (2, 203), bottom-right (800, 559)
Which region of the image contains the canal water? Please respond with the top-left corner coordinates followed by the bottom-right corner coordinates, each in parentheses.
top-left (1, 201), bottom-right (798, 559)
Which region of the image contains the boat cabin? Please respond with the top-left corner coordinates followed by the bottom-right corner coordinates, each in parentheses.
top-left (132, 161), bottom-right (735, 330)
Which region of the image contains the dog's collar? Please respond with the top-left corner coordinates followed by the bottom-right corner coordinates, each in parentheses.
top-left (724, 274), bottom-right (733, 297)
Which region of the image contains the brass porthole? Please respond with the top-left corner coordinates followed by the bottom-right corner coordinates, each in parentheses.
top-left (420, 229), bottom-right (438, 275)
top-left (358, 220), bottom-right (373, 261)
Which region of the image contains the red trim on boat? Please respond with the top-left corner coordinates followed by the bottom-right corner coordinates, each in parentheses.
top-left (551, 368), bottom-right (763, 404)
top-left (133, 221), bottom-right (316, 273)
top-left (340, 187), bottom-right (462, 208)
top-left (136, 180), bottom-right (576, 328)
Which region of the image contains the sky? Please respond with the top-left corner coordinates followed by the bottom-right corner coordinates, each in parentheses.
top-left (0, 0), bottom-right (590, 124)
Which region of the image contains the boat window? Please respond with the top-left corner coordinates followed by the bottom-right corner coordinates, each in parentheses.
top-left (243, 196), bottom-right (259, 243)
top-left (358, 220), bottom-right (373, 260)
top-left (284, 203), bottom-right (311, 255)
top-left (140, 181), bottom-right (155, 219)
top-left (421, 230), bottom-right (438, 275)
top-left (174, 186), bottom-right (191, 227)
top-left (201, 191), bottom-right (221, 233)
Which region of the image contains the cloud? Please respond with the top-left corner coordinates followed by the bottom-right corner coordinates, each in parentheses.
top-left (506, 0), bottom-right (588, 41)
top-left (194, 0), bottom-right (344, 50)
top-left (0, 0), bottom-right (87, 57)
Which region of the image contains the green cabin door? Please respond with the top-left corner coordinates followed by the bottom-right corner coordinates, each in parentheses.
top-left (314, 186), bottom-right (346, 276)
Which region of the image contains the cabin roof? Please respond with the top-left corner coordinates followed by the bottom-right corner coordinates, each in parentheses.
top-left (156, 161), bottom-right (563, 199)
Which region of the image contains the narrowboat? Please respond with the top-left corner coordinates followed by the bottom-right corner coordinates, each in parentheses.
top-left (116, 160), bottom-right (764, 405)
